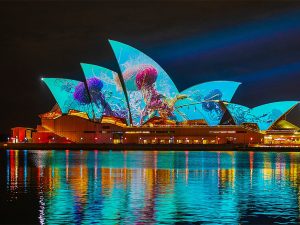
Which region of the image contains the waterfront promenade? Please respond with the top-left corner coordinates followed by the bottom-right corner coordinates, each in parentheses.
top-left (1, 143), bottom-right (300, 151)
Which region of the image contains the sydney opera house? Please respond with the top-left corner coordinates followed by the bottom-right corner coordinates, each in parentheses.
top-left (11, 40), bottom-right (300, 145)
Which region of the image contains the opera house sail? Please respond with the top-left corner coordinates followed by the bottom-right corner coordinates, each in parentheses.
top-left (42, 78), bottom-right (95, 119)
top-left (80, 63), bottom-right (129, 121)
top-left (175, 81), bottom-right (241, 125)
top-left (109, 40), bottom-right (182, 126)
top-left (226, 101), bottom-right (298, 130)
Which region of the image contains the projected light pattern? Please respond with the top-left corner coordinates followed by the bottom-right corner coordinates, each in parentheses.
top-left (225, 103), bottom-right (250, 125)
top-left (80, 63), bottom-right (128, 120)
top-left (227, 101), bottom-right (298, 130)
top-left (109, 40), bottom-right (180, 125)
top-left (43, 78), bottom-right (94, 118)
top-left (43, 40), bottom-right (298, 128)
top-left (175, 81), bottom-right (241, 125)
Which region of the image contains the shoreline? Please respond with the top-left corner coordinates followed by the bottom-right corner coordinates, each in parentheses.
top-left (1, 143), bottom-right (300, 152)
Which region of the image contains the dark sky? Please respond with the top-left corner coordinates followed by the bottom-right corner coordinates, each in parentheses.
top-left (1, 1), bottom-right (300, 133)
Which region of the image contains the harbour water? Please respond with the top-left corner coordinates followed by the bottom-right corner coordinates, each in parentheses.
top-left (1, 150), bottom-right (300, 224)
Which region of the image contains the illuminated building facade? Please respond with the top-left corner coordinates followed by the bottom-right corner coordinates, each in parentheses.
top-left (11, 40), bottom-right (300, 145)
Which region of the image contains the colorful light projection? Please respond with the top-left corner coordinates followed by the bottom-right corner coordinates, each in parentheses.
top-left (80, 63), bottom-right (129, 120)
top-left (109, 40), bottom-right (180, 125)
top-left (42, 78), bottom-right (94, 119)
top-left (226, 101), bottom-right (298, 130)
top-left (42, 41), bottom-right (298, 128)
top-left (175, 81), bottom-right (241, 125)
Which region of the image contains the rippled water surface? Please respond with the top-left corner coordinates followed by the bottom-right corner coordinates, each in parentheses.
top-left (2, 150), bottom-right (300, 224)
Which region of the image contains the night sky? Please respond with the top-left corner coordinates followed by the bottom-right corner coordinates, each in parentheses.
top-left (1, 1), bottom-right (300, 134)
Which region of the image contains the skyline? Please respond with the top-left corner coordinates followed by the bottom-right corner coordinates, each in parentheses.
top-left (1, 2), bottom-right (300, 132)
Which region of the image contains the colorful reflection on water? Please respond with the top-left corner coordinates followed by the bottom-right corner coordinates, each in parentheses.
top-left (3, 150), bottom-right (300, 224)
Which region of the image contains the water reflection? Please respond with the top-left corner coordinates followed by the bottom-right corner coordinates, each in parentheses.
top-left (4, 150), bottom-right (300, 224)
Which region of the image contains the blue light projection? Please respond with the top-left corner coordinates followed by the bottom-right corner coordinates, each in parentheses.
top-left (43, 78), bottom-right (95, 118)
top-left (154, 10), bottom-right (300, 64)
top-left (109, 40), bottom-right (180, 125)
top-left (80, 63), bottom-right (129, 120)
top-left (175, 81), bottom-right (241, 125)
top-left (226, 101), bottom-right (298, 130)
top-left (224, 103), bottom-right (250, 125)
